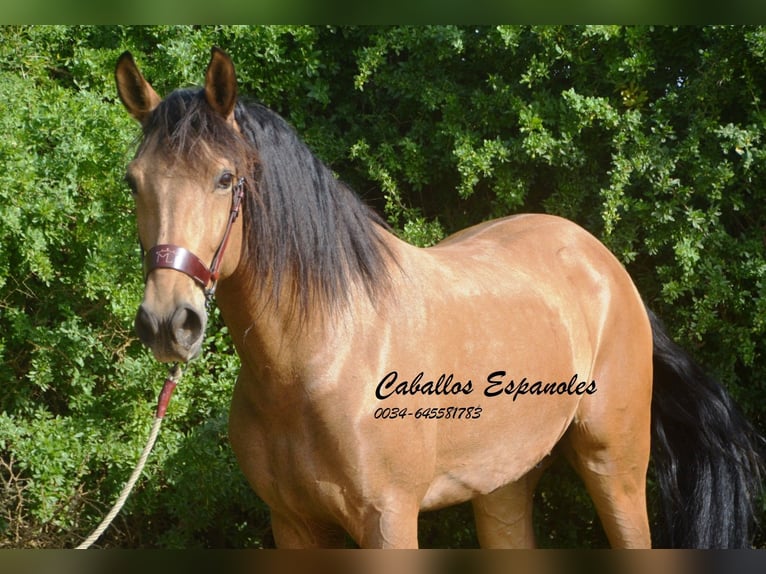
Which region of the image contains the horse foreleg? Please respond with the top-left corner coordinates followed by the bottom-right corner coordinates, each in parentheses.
top-left (270, 510), bottom-right (347, 548)
top-left (354, 496), bottom-right (420, 548)
top-left (472, 465), bottom-right (546, 548)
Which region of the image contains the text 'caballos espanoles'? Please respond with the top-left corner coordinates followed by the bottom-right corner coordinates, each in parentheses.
top-left (375, 370), bottom-right (597, 402)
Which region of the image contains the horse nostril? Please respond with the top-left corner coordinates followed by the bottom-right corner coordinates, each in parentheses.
top-left (170, 304), bottom-right (205, 348)
top-left (134, 302), bottom-right (206, 361)
top-left (135, 304), bottom-right (160, 347)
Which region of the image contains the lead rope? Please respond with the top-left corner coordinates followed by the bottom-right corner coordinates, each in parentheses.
top-left (75, 363), bottom-right (183, 549)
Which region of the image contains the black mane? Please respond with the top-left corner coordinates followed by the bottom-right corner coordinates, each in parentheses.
top-left (140, 88), bottom-right (394, 316)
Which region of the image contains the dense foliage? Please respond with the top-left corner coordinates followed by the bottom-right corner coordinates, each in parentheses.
top-left (1, 25), bottom-right (764, 548)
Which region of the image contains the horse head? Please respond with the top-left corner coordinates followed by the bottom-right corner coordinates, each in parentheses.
top-left (116, 48), bottom-right (249, 362)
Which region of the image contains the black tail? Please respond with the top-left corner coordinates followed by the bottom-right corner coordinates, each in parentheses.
top-left (648, 308), bottom-right (765, 548)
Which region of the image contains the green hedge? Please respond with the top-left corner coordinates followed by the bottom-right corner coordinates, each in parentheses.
top-left (0, 25), bottom-right (764, 548)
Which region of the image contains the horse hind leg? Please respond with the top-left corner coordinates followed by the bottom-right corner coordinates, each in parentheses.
top-left (472, 465), bottom-right (546, 548)
top-left (563, 394), bottom-right (652, 548)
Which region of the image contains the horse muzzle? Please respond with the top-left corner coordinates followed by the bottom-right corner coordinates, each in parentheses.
top-left (135, 301), bottom-right (207, 363)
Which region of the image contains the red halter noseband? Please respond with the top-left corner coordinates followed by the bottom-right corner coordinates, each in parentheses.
top-left (143, 176), bottom-right (246, 305)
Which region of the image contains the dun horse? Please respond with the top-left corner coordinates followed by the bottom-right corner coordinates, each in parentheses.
top-left (115, 48), bottom-right (763, 548)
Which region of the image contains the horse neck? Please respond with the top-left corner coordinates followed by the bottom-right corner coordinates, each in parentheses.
top-left (212, 228), bottom-right (406, 384)
top-left (214, 275), bottom-right (314, 377)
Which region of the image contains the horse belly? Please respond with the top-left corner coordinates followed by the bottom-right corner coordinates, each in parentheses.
top-left (418, 386), bottom-right (579, 511)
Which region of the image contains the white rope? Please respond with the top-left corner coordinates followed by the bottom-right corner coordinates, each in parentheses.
top-left (76, 363), bottom-right (182, 549)
top-left (76, 416), bottom-right (164, 549)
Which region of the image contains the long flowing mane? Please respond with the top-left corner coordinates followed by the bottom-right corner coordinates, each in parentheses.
top-left (138, 88), bottom-right (394, 317)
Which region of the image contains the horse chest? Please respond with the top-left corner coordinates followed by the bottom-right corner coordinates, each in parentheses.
top-left (229, 383), bottom-right (371, 517)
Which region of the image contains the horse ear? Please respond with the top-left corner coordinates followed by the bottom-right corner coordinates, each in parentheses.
top-left (204, 47), bottom-right (238, 121)
top-left (115, 52), bottom-right (161, 124)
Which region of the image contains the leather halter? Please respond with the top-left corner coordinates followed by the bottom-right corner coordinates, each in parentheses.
top-left (143, 177), bottom-right (246, 305)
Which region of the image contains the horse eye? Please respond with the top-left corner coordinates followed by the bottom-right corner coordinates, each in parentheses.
top-left (217, 172), bottom-right (234, 189)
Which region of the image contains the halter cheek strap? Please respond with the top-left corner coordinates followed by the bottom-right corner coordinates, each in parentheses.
top-left (142, 177), bottom-right (246, 305)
